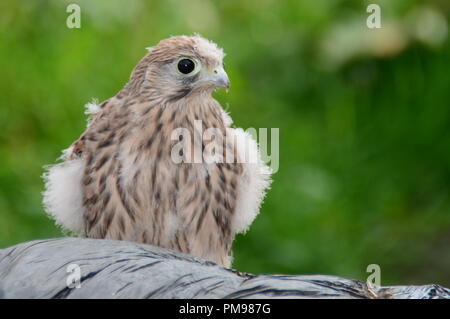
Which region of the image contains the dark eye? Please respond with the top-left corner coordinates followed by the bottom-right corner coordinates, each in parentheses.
top-left (177, 58), bottom-right (195, 74)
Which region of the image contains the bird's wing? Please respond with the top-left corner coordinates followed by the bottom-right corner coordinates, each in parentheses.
top-left (42, 99), bottom-right (109, 235)
top-left (227, 127), bottom-right (272, 234)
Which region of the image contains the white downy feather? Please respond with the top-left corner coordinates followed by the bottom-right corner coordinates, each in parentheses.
top-left (227, 127), bottom-right (272, 234)
top-left (42, 146), bottom-right (85, 235)
top-left (42, 98), bottom-right (100, 235)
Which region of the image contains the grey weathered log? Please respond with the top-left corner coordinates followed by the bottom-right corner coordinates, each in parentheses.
top-left (0, 238), bottom-right (448, 299)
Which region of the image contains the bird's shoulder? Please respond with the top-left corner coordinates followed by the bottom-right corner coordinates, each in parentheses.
top-left (67, 97), bottom-right (118, 160)
top-left (67, 95), bottom-right (164, 160)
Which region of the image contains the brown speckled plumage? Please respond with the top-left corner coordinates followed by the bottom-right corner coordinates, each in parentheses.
top-left (44, 36), bottom-right (271, 268)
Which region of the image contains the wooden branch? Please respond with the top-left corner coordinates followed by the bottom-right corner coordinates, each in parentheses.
top-left (0, 238), bottom-right (448, 299)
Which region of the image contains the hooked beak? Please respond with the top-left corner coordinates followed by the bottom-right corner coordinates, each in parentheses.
top-left (199, 66), bottom-right (230, 89)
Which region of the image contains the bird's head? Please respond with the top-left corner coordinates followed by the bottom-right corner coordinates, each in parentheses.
top-left (129, 35), bottom-right (229, 101)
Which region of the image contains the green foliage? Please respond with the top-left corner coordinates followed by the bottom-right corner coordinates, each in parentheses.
top-left (0, 0), bottom-right (449, 286)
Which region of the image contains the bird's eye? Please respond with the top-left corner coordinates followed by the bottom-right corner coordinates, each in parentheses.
top-left (177, 58), bottom-right (196, 75)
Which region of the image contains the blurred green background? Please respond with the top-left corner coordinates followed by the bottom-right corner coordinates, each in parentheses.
top-left (0, 0), bottom-right (449, 286)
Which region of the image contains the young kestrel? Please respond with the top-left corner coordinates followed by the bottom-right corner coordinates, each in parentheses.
top-left (43, 35), bottom-right (271, 267)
